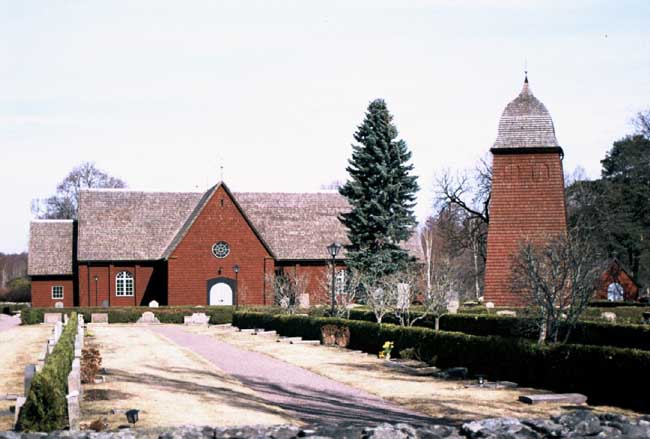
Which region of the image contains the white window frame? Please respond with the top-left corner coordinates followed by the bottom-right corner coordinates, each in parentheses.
top-left (115, 271), bottom-right (134, 297)
top-left (51, 285), bottom-right (64, 300)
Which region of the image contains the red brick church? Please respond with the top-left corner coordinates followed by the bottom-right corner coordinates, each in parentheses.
top-left (28, 182), bottom-right (420, 308)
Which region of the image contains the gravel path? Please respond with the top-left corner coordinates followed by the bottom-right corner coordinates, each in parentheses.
top-left (0, 314), bottom-right (20, 332)
top-left (153, 326), bottom-right (435, 427)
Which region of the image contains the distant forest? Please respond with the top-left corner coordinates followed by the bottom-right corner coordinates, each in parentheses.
top-left (0, 253), bottom-right (29, 302)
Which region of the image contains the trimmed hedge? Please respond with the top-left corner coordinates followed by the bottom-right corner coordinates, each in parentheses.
top-left (1, 302), bottom-right (30, 315)
top-left (233, 311), bottom-right (650, 412)
top-left (339, 309), bottom-right (650, 351)
top-left (16, 313), bottom-right (77, 432)
top-left (21, 306), bottom-right (236, 325)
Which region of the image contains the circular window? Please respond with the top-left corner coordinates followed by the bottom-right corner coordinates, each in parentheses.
top-left (211, 241), bottom-right (230, 258)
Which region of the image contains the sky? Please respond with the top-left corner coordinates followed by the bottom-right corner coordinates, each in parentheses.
top-left (1, 0), bottom-right (649, 253)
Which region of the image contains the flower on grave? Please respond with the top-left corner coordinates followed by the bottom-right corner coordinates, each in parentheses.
top-left (378, 341), bottom-right (394, 359)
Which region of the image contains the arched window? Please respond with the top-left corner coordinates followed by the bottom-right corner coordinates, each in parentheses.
top-left (607, 282), bottom-right (624, 302)
top-left (116, 271), bottom-right (134, 297)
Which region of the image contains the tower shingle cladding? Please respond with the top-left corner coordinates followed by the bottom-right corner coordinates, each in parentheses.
top-left (484, 79), bottom-right (568, 306)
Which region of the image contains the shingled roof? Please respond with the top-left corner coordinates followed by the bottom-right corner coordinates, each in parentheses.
top-left (76, 184), bottom-right (423, 262)
top-left (77, 189), bottom-right (203, 261)
top-left (28, 220), bottom-right (74, 275)
top-left (493, 77), bottom-right (560, 149)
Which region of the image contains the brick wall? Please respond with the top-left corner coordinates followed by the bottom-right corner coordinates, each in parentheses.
top-left (168, 186), bottom-right (274, 306)
top-left (78, 262), bottom-right (164, 307)
top-left (484, 150), bottom-right (568, 306)
top-left (31, 276), bottom-right (74, 308)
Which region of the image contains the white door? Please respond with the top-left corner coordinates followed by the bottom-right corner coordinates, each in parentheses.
top-left (209, 282), bottom-right (233, 305)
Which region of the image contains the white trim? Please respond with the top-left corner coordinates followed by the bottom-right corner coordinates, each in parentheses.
top-left (31, 219), bottom-right (74, 223)
top-left (51, 285), bottom-right (64, 299)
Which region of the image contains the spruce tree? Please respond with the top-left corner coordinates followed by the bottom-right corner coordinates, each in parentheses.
top-left (339, 99), bottom-right (419, 278)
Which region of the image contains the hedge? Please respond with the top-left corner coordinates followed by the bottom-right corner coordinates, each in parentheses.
top-left (16, 313), bottom-right (77, 432)
top-left (233, 311), bottom-right (650, 412)
top-left (21, 306), bottom-right (237, 325)
top-left (1, 302), bottom-right (30, 315)
top-left (340, 309), bottom-right (650, 351)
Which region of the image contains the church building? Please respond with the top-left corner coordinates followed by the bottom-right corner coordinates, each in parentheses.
top-left (484, 76), bottom-right (568, 306)
top-left (28, 182), bottom-right (401, 308)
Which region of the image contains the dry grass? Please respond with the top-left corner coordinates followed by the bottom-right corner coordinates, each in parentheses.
top-left (190, 326), bottom-right (639, 424)
top-left (0, 324), bottom-right (52, 430)
top-left (81, 325), bottom-right (294, 430)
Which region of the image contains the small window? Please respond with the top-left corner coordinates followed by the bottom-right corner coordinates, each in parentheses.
top-left (52, 285), bottom-right (64, 299)
top-left (116, 271), bottom-right (134, 297)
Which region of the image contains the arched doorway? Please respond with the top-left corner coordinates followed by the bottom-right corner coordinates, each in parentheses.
top-left (206, 277), bottom-right (236, 306)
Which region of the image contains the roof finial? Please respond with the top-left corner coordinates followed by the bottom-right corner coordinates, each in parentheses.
top-left (524, 58), bottom-right (528, 83)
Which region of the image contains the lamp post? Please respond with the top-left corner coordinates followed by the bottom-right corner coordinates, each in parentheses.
top-left (233, 264), bottom-right (240, 310)
top-left (94, 275), bottom-right (99, 307)
top-left (326, 242), bottom-right (341, 315)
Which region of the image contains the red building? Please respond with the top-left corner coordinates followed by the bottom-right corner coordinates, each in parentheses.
top-left (484, 76), bottom-right (568, 306)
top-left (594, 259), bottom-right (640, 302)
top-left (28, 182), bottom-right (419, 308)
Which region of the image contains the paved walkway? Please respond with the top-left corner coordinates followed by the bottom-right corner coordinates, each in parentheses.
top-left (153, 326), bottom-right (435, 427)
top-left (0, 314), bottom-right (20, 332)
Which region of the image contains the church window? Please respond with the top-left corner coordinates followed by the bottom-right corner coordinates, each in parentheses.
top-left (116, 271), bottom-right (134, 296)
top-left (607, 282), bottom-right (624, 302)
top-left (212, 241), bottom-right (230, 258)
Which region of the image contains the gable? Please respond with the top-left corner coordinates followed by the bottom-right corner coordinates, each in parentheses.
top-left (167, 184), bottom-right (272, 260)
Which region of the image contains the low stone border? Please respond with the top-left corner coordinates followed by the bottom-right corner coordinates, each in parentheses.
top-left (1, 410), bottom-right (649, 438)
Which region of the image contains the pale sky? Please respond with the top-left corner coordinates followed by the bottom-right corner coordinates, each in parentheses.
top-left (1, 1), bottom-right (649, 253)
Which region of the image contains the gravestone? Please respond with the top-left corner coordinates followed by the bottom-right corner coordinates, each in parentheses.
top-left (13, 396), bottom-right (26, 429)
top-left (54, 302), bottom-right (64, 309)
top-left (485, 302), bottom-right (495, 310)
top-left (91, 313), bottom-right (108, 324)
top-left (23, 364), bottom-right (36, 397)
top-left (601, 312), bottom-right (616, 323)
top-left (68, 369), bottom-right (81, 396)
top-left (66, 391), bottom-right (80, 431)
top-left (137, 311), bottom-right (160, 324)
top-left (54, 321), bottom-right (63, 342)
top-left (496, 310), bottom-right (517, 317)
top-left (184, 313), bottom-right (210, 325)
top-left (447, 299), bottom-right (460, 314)
top-left (519, 393), bottom-right (587, 405)
top-left (149, 300), bottom-right (159, 308)
top-left (43, 313), bottom-right (62, 324)
top-left (298, 294), bottom-right (310, 308)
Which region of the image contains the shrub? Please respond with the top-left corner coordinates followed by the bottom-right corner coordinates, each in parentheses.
top-left (1, 303), bottom-right (29, 315)
top-left (81, 347), bottom-right (102, 384)
top-left (233, 311), bottom-right (650, 412)
top-left (16, 312), bottom-right (77, 432)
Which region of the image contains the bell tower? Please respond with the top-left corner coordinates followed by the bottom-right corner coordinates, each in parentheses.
top-left (484, 76), bottom-right (568, 306)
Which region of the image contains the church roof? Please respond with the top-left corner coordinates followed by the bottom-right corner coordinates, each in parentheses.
top-left (28, 220), bottom-right (74, 275)
top-left (493, 77), bottom-right (560, 149)
top-left (72, 185), bottom-right (422, 262)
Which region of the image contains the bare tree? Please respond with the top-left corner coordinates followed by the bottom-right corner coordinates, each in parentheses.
top-left (321, 266), bottom-right (362, 318)
top-left (363, 274), bottom-right (397, 324)
top-left (632, 109), bottom-right (650, 139)
top-left (265, 270), bottom-right (309, 315)
top-left (385, 269), bottom-right (423, 327)
top-left (32, 162), bottom-right (126, 219)
top-left (512, 233), bottom-right (606, 344)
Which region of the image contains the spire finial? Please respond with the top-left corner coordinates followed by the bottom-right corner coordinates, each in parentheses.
top-left (524, 58), bottom-right (528, 83)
